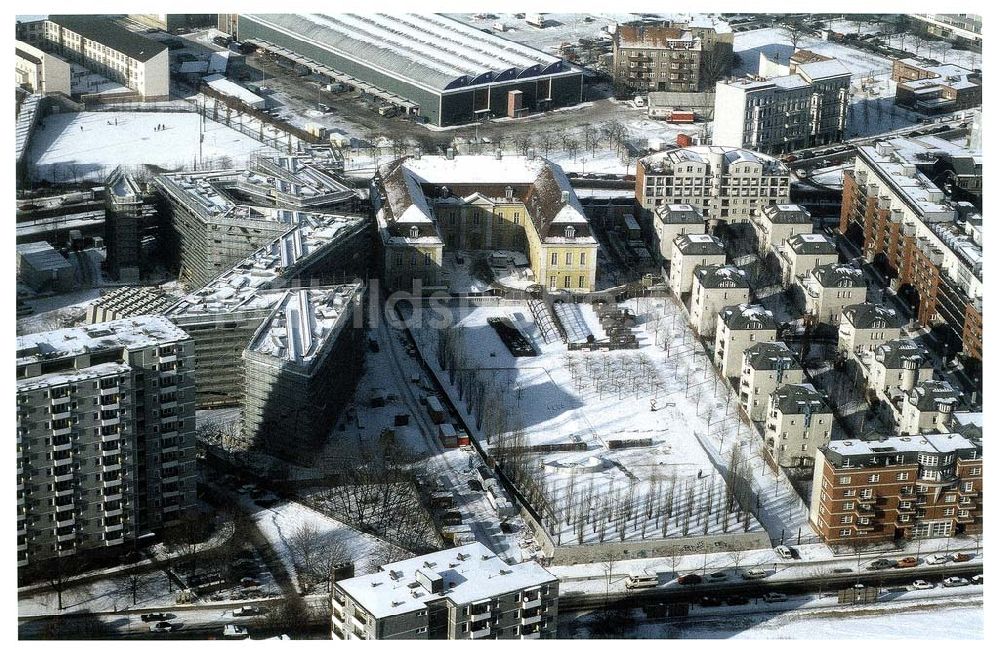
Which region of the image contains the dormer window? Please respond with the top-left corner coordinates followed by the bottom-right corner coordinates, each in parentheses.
top-left (409, 225), bottom-right (419, 239)
top-left (505, 186), bottom-right (513, 200)
top-left (564, 226), bottom-right (576, 239)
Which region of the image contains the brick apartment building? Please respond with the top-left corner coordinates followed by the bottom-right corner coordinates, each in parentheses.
top-left (839, 136), bottom-right (982, 369)
top-left (612, 18), bottom-right (733, 94)
top-left (810, 433), bottom-right (982, 544)
top-left (891, 58), bottom-right (981, 115)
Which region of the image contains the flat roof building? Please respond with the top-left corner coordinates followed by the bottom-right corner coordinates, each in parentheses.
top-left (332, 542), bottom-right (558, 640)
top-left (16, 241), bottom-right (74, 293)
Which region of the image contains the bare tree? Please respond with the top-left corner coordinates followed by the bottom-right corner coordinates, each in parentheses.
top-left (781, 20), bottom-right (808, 52)
top-left (114, 568), bottom-right (152, 609)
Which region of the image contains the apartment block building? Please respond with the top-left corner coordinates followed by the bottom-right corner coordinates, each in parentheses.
top-left (839, 136), bottom-right (982, 367)
top-left (18, 15), bottom-right (169, 100)
top-left (764, 383), bottom-right (834, 468)
top-left (15, 40), bottom-right (71, 95)
top-left (332, 542), bottom-right (558, 640)
top-left (612, 18), bottom-right (733, 94)
top-left (778, 233), bottom-right (839, 287)
top-left (837, 303), bottom-right (903, 356)
top-left (105, 167), bottom-right (147, 284)
top-left (668, 233), bottom-right (726, 300)
top-left (908, 14), bottom-right (982, 46)
top-left (635, 145), bottom-right (790, 223)
top-left (690, 264), bottom-right (750, 337)
top-left (16, 316), bottom-right (197, 570)
top-left (750, 203), bottom-right (812, 255)
top-left (798, 263), bottom-right (866, 325)
top-left (810, 433), bottom-right (982, 544)
top-left (651, 204), bottom-right (705, 268)
top-left (714, 304), bottom-right (778, 379)
top-left (739, 342), bottom-right (803, 422)
top-left (243, 286), bottom-right (365, 462)
top-left (891, 58), bottom-right (981, 115)
top-left (374, 154), bottom-right (598, 293)
top-left (712, 60), bottom-right (851, 154)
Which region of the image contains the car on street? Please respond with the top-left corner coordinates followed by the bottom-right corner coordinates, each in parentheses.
top-left (150, 621), bottom-right (176, 633)
top-left (725, 595), bottom-right (749, 606)
top-left (741, 568), bottom-right (768, 580)
top-left (141, 613), bottom-right (169, 622)
top-left (700, 596), bottom-right (722, 607)
top-left (223, 624), bottom-right (249, 638)
top-left (867, 559), bottom-right (896, 570)
top-left (240, 577), bottom-right (259, 588)
top-left (953, 553), bottom-right (974, 563)
top-left (774, 545), bottom-right (793, 559)
top-left (943, 577), bottom-right (970, 588)
top-left (895, 556), bottom-right (919, 568)
top-left (911, 580), bottom-right (934, 590)
top-left (830, 567), bottom-right (853, 574)
top-left (707, 571), bottom-right (728, 582)
top-left (233, 605), bottom-right (264, 617)
top-left (762, 592), bottom-right (787, 603)
top-left (677, 574), bottom-right (702, 585)
top-left (971, 574), bottom-right (983, 585)
top-left (927, 554), bottom-right (952, 565)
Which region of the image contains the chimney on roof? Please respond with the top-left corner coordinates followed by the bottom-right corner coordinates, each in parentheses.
top-left (415, 147), bottom-right (422, 159)
top-left (446, 147), bottom-right (455, 160)
top-left (561, 190), bottom-right (570, 203)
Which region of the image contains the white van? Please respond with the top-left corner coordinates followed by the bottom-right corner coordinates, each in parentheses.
top-left (625, 574), bottom-right (659, 590)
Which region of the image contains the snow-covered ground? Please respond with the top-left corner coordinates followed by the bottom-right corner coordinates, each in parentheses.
top-left (249, 501), bottom-right (394, 589)
top-left (27, 111), bottom-right (276, 183)
top-left (17, 286), bottom-right (101, 335)
top-left (573, 595), bottom-right (983, 639)
top-left (410, 295), bottom-right (819, 548)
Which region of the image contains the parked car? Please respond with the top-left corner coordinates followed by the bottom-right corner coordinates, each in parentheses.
top-left (233, 605), bottom-right (264, 617)
top-left (223, 624), bottom-right (249, 638)
top-left (928, 554), bottom-right (952, 565)
top-left (707, 571), bottom-right (728, 582)
top-left (895, 556), bottom-right (919, 568)
top-left (830, 567), bottom-right (853, 574)
top-left (943, 577), bottom-right (970, 588)
top-left (971, 574), bottom-right (983, 585)
top-left (741, 569), bottom-right (768, 580)
top-left (150, 621), bottom-right (175, 633)
top-left (240, 577), bottom-right (260, 588)
top-left (141, 613), bottom-right (169, 622)
top-left (762, 592), bottom-right (787, 603)
top-left (867, 559), bottom-right (896, 571)
top-left (774, 545), bottom-right (793, 559)
top-left (699, 596), bottom-right (722, 607)
top-left (911, 580), bottom-right (934, 590)
top-left (725, 594), bottom-right (749, 606)
top-left (953, 553), bottom-right (974, 563)
top-left (677, 574), bottom-right (702, 585)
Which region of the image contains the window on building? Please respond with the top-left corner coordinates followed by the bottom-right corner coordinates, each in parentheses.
top-left (551, 253), bottom-right (557, 266)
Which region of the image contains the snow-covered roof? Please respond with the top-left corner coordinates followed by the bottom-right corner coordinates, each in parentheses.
top-left (337, 542), bottom-right (556, 619)
top-left (785, 233), bottom-right (837, 256)
top-left (203, 74), bottom-right (265, 106)
top-left (640, 145), bottom-right (787, 176)
top-left (16, 316), bottom-right (190, 366)
top-left (375, 155), bottom-right (595, 246)
top-left (762, 203), bottom-right (811, 224)
top-left (17, 361), bottom-right (132, 393)
top-left (243, 13), bottom-right (568, 93)
top-left (719, 303), bottom-right (776, 331)
top-left (907, 380), bottom-right (962, 412)
top-left (167, 213), bottom-right (364, 318)
top-left (770, 383), bottom-right (831, 415)
top-left (825, 433), bottom-right (978, 459)
top-left (743, 341), bottom-right (800, 371)
top-left (656, 204), bottom-right (705, 224)
top-left (795, 59), bottom-right (852, 81)
top-left (808, 263), bottom-right (865, 288)
top-left (841, 303), bottom-right (901, 330)
top-left (673, 232), bottom-right (725, 255)
top-left (873, 339), bottom-right (933, 371)
top-left (694, 263), bottom-right (749, 289)
top-left (246, 285), bottom-right (362, 368)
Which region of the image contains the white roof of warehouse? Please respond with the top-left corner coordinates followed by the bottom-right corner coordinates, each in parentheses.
top-left (242, 13), bottom-right (567, 92)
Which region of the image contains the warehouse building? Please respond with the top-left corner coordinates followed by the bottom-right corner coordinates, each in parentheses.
top-left (230, 13), bottom-right (583, 126)
top-left (16, 242), bottom-right (74, 293)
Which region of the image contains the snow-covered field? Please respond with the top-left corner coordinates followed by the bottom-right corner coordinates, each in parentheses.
top-left (27, 111), bottom-right (275, 182)
top-left (410, 295), bottom-right (824, 548)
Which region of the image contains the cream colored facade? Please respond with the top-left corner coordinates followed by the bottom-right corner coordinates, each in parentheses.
top-left (778, 234), bottom-right (839, 286)
top-left (837, 304), bottom-right (902, 355)
top-left (690, 267), bottom-right (749, 337)
top-left (669, 234), bottom-right (726, 299)
top-left (751, 203), bottom-right (812, 254)
top-left (764, 384), bottom-right (833, 468)
top-left (863, 340), bottom-right (935, 396)
top-left (714, 305), bottom-right (778, 379)
top-left (739, 343), bottom-right (803, 422)
top-left (652, 204), bottom-right (705, 267)
top-left (799, 264), bottom-right (866, 324)
top-left (15, 40), bottom-right (71, 95)
top-left (897, 381), bottom-right (960, 436)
